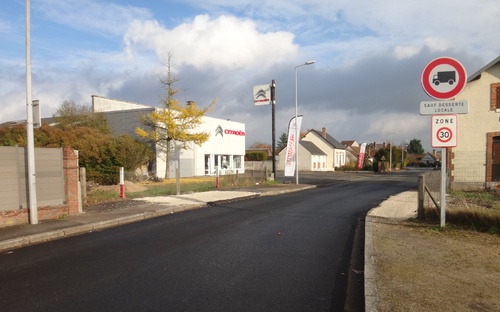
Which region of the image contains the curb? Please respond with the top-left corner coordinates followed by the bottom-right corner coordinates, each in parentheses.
top-left (364, 215), bottom-right (378, 312)
top-left (260, 185), bottom-right (316, 196)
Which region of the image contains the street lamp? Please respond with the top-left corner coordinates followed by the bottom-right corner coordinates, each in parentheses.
top-left (389, 132), bottom-right (397, 171)
top-left (401, 139), bottom-right (408, 169)
top-left (295, 60), bottom-right (315, 184)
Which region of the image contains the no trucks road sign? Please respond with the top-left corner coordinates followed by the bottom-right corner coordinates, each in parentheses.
top-left (421, 57), bottom-right (467, 100)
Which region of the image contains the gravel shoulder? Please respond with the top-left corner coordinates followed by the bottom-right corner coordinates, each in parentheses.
top-left (368, 192), bottom-right (500, 312)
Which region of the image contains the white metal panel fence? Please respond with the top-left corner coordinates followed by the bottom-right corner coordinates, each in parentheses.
top-left (0, 146), bottom-right (64, 211)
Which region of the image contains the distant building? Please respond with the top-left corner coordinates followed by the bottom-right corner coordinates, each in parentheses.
top-left (278, 127), bottom-right (346, 172)
top-left (342, 140), bottom-right (361, 166)
top-left (420, 152), bottom-right (440, 167)
top-left (277, 140), bottom-right (327, 171)
top-left (92, 95), bottom-right (246, 178)
top-left (301, 128), bottom-right (347, 169)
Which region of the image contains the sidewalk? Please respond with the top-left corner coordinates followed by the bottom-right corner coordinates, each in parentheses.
top-left (0, 184), bottom-right (315, 253)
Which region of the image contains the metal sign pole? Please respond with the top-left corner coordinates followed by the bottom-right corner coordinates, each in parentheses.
top-left (271, 80), bottom-right (276, 180)
top-left (440, 147), bottom-right (447, 227)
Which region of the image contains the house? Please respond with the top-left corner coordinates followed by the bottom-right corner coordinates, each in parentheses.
top-left (342, 140), bottom-right (361, 166)
top-left (341, 140), bottom-right (359, 148)
top-left (92, 95), bottom-right (246, 178)
top-left (420, 152), bottom-right (440, 167)
top-left (301, 127), bottom-right (347, 170)
top-left (277, 140), bottom-right (327, 171)
top-left (450, 55), bottom-right (500, 189)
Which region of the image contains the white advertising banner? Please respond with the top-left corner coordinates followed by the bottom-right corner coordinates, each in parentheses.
top-left (284, 115), bottom-right (303, 176)
top-left (357, 142), bottom-right (367, 169)
top-left (253, 84), bottom-right (271, 106)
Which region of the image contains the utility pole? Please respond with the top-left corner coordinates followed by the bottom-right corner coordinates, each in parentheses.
top-left (271, 80), bottom-right (276, 180)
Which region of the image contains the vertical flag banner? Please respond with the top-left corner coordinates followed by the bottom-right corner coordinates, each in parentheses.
top-left (253, 84), bottom-right (271, 106)
top-left (284, 115), bottom-right (303, 176)
top-left (357, 142), bottom-right (367, 169)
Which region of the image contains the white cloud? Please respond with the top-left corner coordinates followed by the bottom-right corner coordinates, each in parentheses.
top-left (124, 15), bottom-right (298, 70)
top-left (393, 46), bottom-right (420, 60)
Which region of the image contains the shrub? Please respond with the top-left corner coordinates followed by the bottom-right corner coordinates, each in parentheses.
top-left (245, 151), bottom-right (267, 161)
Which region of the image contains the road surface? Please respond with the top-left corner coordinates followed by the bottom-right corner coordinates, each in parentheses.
top-left (0, 171), bottom-right (418, 311)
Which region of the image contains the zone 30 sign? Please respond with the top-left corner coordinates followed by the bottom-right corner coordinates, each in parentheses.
top-left (431, 115), bottom-right (457, 148)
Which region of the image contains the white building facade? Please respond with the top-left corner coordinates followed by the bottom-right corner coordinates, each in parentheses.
top-left (92, 95), bottom-right (245, 178)
top-left (450, 56), bottom-right (500, 189)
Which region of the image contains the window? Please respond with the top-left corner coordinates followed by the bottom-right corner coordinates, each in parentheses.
top-left (491, 82), bottom-right (500, 111)
top-left (233, 156), bottom-right (242, 169)
top-left (221, 155), bottom-right (229, 169)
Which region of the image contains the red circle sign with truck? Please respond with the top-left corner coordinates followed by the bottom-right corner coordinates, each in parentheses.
top-left (421, 57), bottom-right (467, 100)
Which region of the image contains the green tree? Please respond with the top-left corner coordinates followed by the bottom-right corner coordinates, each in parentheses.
top-left (277, 132), bottom-right (288, 150)
top-left (114, 135), bottom-right (154, 172)
top-left (0, 124), bottom-right (27, 146)
top-left (136, 52), bottom-right (216, 178)
top-left (407, 139), bottom-right (424, 154)
top-left (374, 147), bottom-right (389, 162)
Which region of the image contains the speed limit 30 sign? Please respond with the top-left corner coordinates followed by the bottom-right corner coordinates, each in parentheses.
top-left (431, 114), bottom-right (457, 148)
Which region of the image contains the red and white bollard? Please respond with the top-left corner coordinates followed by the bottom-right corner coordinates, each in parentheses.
top-left (119, 167), bottom-right (125, 199)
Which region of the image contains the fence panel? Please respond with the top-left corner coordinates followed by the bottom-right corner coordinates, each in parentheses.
top-left (451, 151), bottom-right (487, 190)
top-left (0, 146), bottom-right (64, 212)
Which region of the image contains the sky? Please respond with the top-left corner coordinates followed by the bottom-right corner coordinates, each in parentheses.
top-left (1, 0), bottom-right (499, 151)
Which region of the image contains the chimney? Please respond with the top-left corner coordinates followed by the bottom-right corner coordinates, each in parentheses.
top-left (322, 127), bottom-right (326, 139)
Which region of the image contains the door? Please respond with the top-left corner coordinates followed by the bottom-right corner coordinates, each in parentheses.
top-left (492, 137), bottom-right (500, 181)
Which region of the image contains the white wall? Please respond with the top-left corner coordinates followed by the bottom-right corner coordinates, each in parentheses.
top-left (301, 132), bottom-right (335, 171)
top-left (453, 64), bottom-right (500, 184)
top-left (159, 116), bottom-right (246, 178)
top-left (92, 95), bottom-right (151, 112)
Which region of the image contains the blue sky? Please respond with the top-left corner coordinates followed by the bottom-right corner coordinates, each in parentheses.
top-left (1, 0), bottom-right (499, 150)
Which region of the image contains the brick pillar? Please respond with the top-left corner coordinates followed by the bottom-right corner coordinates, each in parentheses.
top-left (63, 147), bottom-right (80, 215)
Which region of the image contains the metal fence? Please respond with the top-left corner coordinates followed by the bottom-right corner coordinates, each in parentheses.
top-left (418, 170), bottom-right (443, 216)
top-left (451, 151), bottom-right (490, 190)
top-left (0, 146), bottom-right (65, 212)
top-left (417, 149), bottom-right (496, 217)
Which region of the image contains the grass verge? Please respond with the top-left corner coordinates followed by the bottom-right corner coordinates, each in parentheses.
top-left (87, 174), bottom-right (273, 203)
top-left (422, 189), bottom-right (500, 235)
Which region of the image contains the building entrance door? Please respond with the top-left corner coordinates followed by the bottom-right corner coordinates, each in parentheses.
top-left (492, 137), bottom-right (500, 181)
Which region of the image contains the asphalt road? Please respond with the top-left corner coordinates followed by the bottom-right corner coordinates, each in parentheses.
top-left (0, 171), bottom-right (418, 311)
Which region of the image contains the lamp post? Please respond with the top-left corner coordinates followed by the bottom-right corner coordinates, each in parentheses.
top-left (26, 0), bottom-right (38, 224)
top-left (294, 60), bottom-right (315, 184)
top-left (401, 140), bottom-right (408, 169)
top-left (389, 132), bottom-right (397, 171)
